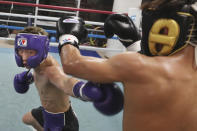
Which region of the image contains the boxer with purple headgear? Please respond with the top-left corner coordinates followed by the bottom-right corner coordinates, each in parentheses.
top-left (15, 33), bottom-right (49, 68)
top-left (13, 27), bottom-right (80, 131)
top-left (14, 26), bottom-right (123, 131)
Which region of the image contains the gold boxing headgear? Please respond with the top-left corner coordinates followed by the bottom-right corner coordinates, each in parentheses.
top-left (141, 0), bottom-right (197, 56)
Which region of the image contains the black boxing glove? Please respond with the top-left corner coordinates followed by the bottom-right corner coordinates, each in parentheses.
top-left (57, 16), bottom-right (88, 53)
top-left (104, 14), bottom-right (141, 47)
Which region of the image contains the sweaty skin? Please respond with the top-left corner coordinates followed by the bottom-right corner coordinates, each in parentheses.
top-left (60, 44), bottom-right (197, 131)
top-left (33, 55), bottom-right (73, 113)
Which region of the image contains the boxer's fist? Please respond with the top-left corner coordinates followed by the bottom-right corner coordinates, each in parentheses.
top-left (57, 16), bottom-right (88, 52)
top-left (13, 71), bottom-right (34, 93)
top-left (104, 14), bottom-right (141, 47)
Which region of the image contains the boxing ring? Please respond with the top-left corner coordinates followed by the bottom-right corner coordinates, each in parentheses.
top-left (0, 1), bottom-right (123, 131)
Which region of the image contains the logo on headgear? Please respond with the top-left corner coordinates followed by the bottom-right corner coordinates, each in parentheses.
top-left (63, 18), bottom-right (79, 24)
top-left (62, 37), bottom-right (72, 44)
top-left (17, 38), bottom-right (27, 47)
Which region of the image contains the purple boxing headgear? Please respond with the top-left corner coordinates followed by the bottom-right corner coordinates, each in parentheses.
top-left (15, 33), bottom-right (49, 68)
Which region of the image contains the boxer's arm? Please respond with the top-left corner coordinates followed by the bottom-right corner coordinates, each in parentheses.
top-left (60, 44), bottom-right (144, 83)
top-left (43, 65), bottom-right (79, 97)
top-left (44, 66), bottom-right (124, 116)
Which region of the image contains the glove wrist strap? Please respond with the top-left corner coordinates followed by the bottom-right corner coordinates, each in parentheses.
top-left (26, 71), bottom-right (34, 84)
top-left (58, 34), bottom-right (79, 54)
top-left (73, 81), bottom-right (90, 101)
top-left (118, 37), bottom-right (134, 43)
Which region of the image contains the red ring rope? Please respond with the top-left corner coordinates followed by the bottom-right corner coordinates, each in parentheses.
top-left (0, 0), bottom-right (118, 15)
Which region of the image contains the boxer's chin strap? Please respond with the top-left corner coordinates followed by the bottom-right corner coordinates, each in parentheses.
top-left (188, 42), bottom-right (197, 67)
top-left (195, 46), bottom-right (197, 67)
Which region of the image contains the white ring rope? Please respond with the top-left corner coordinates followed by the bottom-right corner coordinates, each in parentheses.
top-left (0, 1), bottom-right (125, 55)
top-left (0, 12), bottom-right (104, 26)
top-left (0, 18), bottom-right (104, 32)
top-left (0, 19), bottom-right (27, 24)
top-left (0, 37), bottom-right (124, 53)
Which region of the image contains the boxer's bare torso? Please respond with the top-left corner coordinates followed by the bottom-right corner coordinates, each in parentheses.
top-left (123, 45), bottom-right (197, 131)
top-left (60, 44), bottom-right (197, 131)
top-left (34, 55), bottom-right (70, 113)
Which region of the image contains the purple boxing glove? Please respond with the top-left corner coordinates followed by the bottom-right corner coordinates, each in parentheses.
top-left (13, 71), bottom-right (34, 93)
top-left (73, 81), bottom-right (104, 101)
top-left (73, 81), bottom-right (124, 116)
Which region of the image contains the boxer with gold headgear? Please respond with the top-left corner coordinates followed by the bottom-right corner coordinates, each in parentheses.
top-left (55, 0), bottom-right (197, 130)
top-left (141, 0), bottom-right (197, 57)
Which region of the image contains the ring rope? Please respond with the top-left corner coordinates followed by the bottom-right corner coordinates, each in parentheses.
top-left (0, 25), bottom-right (118, 39)
top-left (0, 1), bottom-right (124, 54)
top-left (0, 19), bottom-right (104, 32)
top-left (0, 12), bottom-right (104, 26)
top-left (0, 37), bottom-right (123, 53)
top-left (0, 1), bottom-right (119, 15)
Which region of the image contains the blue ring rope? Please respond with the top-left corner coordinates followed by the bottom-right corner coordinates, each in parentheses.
top-left (0, 25), bottom-right (118, 39)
